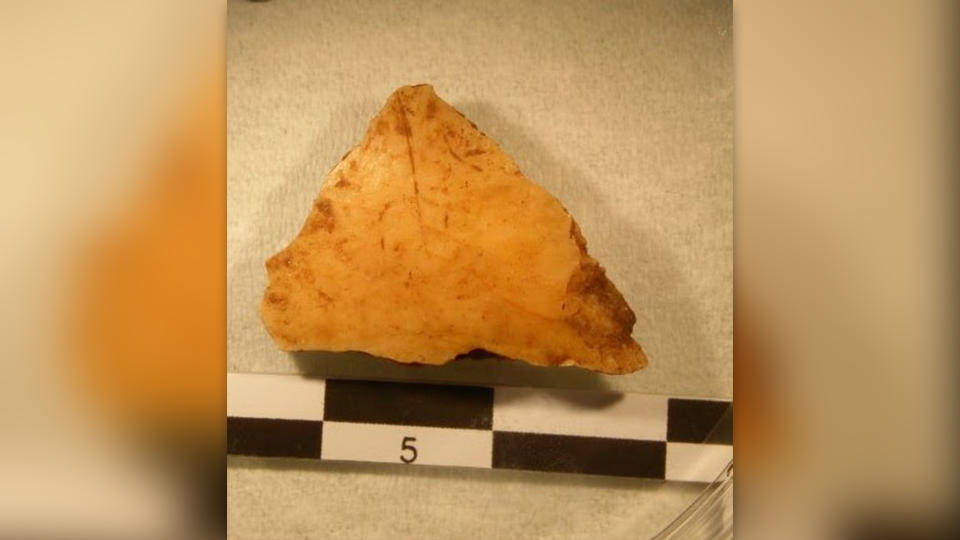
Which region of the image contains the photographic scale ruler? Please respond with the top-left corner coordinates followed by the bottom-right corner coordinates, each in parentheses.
top-left (227, 372), bottom-right (732, 482)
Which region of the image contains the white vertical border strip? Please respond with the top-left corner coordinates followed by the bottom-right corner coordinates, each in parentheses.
top-left (493, 386), bottom-right (669, 440)
top-left (227, 373), bottom-right (326, 421)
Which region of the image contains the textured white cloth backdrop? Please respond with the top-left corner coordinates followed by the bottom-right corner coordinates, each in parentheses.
top-left (227, 0), bottom-right (731, 537)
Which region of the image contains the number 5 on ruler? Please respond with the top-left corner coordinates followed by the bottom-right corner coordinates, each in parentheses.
top-left (321, 422), bottom-right (491, 468)
top-left (400, 436), bottom-right (417, 463)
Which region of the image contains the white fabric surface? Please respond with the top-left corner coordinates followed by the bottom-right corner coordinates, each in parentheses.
top-left (228, 0), bottom-right (731, 537)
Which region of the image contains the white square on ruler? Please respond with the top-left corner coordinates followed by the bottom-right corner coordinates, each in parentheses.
top-left (493, 387), bottom-right (668, 440)
top-left (321, 422), bottom-right (493, 468)
top-left (227, 373), bottom-right (325, 421)
top-left (665, 443), bottom-right (732, 482)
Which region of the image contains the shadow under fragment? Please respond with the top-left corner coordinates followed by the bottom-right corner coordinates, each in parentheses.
top-left (291, 349), bottom-right (613, 392)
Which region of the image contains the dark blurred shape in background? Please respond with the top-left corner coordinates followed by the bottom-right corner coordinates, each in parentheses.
top-left (735, 0), bottom-right (957, 538)
top-left (1, 2), bottom-right (224, 538)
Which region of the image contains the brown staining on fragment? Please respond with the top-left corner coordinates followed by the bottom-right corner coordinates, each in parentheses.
top-left (265, 254), bottom-right (281, 271)
top-left (464, 148), bottom-right (486, 157)
top-left (332, 238), bottom-right (350, 262)
top-left (569, 219), bottom-right (588, 255)
top-left (565, 258), bottom-right (637, 348)
top-left (309, 197), bottom-right (336, 233)
top-left (564, 220), bottom-right (636, 351)
top-left (395, 95), bottom-right (425, 242)
top-left (394, 97), bottom-right (417, 175)
top-left (265, 291), bottom-right (289, 309)
top-left (395, 116), bottom-right (412, 138)
top-left (453, 114), bottom-right (485, 136)
top-left (425, 99), bottom-right (437, 119)
top-left (408, 148), bottom-right (418, 172)
top-left (334, 172), bottom-right (354, 189)
top-left (377, 201), bottom-right (393, 222)
top-left (544, 352), bottom-right (568, 366)
top-left (296, 267), bottom-right (314, 283)
top-left (444, 212), bottom-right (449, 228)
top-left (418, 193), bottom-right (442, 208)
top-left (442, 132), bottom-right (463, 162)
top-left (470, 164), bottom-right (482, 172)
top-left (265, 252), bottom-right (295, 271)
top-left (375, 117), bottom-right (389, 136)
top-left (380, 237), bottom-right (385, 250)
top-left (393, 97), bottom-right (412, 137)
top-left (448, 106), bottom-right (486, 134)
top-left (316, 289), bottom-right (333, 305)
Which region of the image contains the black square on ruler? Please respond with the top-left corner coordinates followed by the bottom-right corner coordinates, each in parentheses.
top-left (324, 379), bottom-right (493, 429)
top-left (666, 399), bottom-right (732, 444)
top-left (227, 417), bottom-right (323, 458)
top-left (492, 432), bottom-right (666, 479)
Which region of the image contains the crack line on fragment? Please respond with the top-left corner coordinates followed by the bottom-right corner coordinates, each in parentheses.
top-left (396, 95), bottom-right (425, 248)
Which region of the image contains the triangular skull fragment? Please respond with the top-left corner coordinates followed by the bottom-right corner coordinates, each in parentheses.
top-left (261, 84), bottom-right (647, 374)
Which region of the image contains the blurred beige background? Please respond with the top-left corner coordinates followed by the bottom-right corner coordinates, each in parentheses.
top-left (227, 0), bottom-right (731, 537)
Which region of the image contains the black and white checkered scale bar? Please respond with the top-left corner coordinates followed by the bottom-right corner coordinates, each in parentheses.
top-left (228, 373), bottom-right (732, 482)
